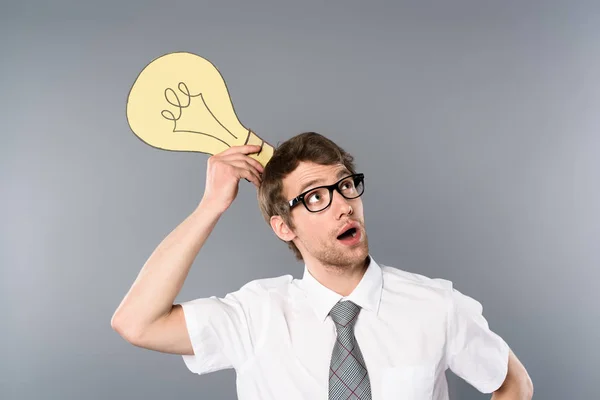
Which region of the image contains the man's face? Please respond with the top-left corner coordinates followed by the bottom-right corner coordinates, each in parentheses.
top-left (280, 161), bottom-right (369, 269)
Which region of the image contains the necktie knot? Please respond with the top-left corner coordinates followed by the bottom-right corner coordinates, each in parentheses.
top-left (329, 300), bottom-right (361, 330)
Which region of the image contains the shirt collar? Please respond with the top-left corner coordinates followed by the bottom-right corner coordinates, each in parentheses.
top-left (300, 254), bottom-right (383, 322)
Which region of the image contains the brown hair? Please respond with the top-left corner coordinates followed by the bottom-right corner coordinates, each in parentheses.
top-left (257, 132), bottom-right (357, 261)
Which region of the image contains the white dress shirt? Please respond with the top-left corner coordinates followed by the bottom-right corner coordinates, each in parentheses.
top-left (180, 255), bottom-right (509, 399)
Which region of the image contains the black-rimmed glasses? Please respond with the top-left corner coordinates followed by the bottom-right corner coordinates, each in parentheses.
top-left (288, 173), bottom-right (365, 212)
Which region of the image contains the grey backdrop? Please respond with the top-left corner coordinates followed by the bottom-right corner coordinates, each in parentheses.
top-left (2, 1), bottom-right (599, 399)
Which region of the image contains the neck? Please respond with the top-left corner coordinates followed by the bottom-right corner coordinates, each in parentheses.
top-left (306, 256), bottom-right (370, 297)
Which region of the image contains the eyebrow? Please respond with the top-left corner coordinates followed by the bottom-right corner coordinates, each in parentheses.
top-left (298, 169), bottom-right (350, 194)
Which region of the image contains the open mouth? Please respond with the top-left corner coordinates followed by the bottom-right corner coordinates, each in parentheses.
top-left (337, 227), bottom-right (358, 240)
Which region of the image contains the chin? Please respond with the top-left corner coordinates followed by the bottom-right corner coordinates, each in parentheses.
top-left (340, 243), bottom-right (369, 264)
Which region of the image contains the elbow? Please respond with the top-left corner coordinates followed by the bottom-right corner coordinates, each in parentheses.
top-left (518, 367), bottom-right (534, 399)
top-left (525, 376), bottom-right (534, 400)
top-left (515, 374), bottom-right (535, 400)
top-left (512, 373), bottom-right (535, 400)
top-left (111, 312), bottom-right (143, 345)
top-left (494, 366), bottom-right (534, 400)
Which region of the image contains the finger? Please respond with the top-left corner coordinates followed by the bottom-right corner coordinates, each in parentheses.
top-left (220, 144), bottom-right (262, 156)
top-left (247, 166), bottom-right (262, 186)
top-left (244, 155), bottom-right (265, 174)
top-left (240, 167), bottom-right (261, 187)
top-left (222, 153), bottom-right (265, 174)
top-left (228, 159), bottom-right (261, 183)
top-left (228, 159), bottom-right (263, 181)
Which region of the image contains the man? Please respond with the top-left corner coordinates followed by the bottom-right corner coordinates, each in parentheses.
top-left (111, 132), bottom-right (533, 399)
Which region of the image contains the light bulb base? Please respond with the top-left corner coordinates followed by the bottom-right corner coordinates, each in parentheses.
top-left (245, 130), bottom-right (274, 168)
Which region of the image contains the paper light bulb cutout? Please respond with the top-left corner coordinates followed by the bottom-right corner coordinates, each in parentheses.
top-left (126, 52), bottom-right (274, 167)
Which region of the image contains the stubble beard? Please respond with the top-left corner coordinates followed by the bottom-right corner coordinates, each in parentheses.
top-left (310, 228), bottom-right (369, 273)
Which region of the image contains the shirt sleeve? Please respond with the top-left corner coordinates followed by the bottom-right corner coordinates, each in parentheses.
top-left (179, 280), bottom-right (269, 375)
top-left (445, 283), bottom-right (510, 393)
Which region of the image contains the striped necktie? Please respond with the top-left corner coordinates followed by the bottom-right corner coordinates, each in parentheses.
top-left (328, 300), bottom-right (372, 399)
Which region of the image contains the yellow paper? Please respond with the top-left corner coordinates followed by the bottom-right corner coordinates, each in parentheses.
top-left (126, 52), bottom-right (274, 167)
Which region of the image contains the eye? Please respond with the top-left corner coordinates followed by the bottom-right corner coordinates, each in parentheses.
top-left (306, 188), bottom-right (328, 204)
top-left (306, 191), bottom-right (321, 204)
top-left (340, 178), bottom-right (355, 190)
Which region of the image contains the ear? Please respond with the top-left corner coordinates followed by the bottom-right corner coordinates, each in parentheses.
top-left (270, 215), bottom-right (297, 242)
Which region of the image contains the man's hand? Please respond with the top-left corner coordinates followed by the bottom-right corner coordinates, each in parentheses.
top-left (201, 144), bottom-right (264, 214)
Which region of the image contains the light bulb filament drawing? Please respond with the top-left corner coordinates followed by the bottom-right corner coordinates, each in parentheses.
top-left (161, 82), bottom-right (239, 149)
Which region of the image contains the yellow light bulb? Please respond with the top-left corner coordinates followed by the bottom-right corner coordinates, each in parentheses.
top-left (126, 52), bottom-right (274, 167)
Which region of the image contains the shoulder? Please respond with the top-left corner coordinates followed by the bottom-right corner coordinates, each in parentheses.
top-left (380, 263), bottom-right (453, 290)
top-left (237, 274), bottom-right (295, 296)
top-left (378, 263), bottom-right (456, 301)
top-left (379, 263), bottom-right (483, 315)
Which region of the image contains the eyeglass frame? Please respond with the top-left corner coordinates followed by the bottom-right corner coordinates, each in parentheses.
top-left (287, 173), bottom-right (365, 213)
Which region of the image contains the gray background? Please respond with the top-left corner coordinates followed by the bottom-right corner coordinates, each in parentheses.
top-left (2, 1), bottom-right (598, 399)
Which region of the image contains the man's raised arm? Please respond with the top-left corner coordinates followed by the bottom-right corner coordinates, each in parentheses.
top-left (110, 145), bottom-right (264, 354)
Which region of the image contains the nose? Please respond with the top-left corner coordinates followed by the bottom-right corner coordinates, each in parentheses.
top-left (331, 190), bottom-right (353, 219)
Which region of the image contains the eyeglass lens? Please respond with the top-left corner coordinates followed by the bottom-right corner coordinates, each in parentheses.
top-left (304, 175), bottom-right (364, 212)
